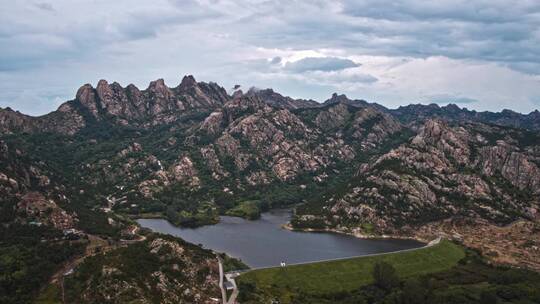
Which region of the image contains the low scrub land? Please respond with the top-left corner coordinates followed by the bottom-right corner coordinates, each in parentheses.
top-left (238, 240), bottom-right (464, 296)
top-left (238, 240), bottom-right (464, 302)
top-left (238, 240), bottom-right (540, 303)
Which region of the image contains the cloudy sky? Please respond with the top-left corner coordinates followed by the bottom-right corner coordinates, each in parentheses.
top-left (1, 0), bottom-right (540, 116)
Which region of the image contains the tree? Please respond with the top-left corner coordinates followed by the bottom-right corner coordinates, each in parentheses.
top-left (372, 262), bottom-right (399, 291)
top-left (401, 278), bottom-right (428, 304)
top-left (480, 290), bottom-right (499, 304)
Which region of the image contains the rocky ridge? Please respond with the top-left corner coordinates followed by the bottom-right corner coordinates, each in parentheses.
top-left (294, 119), bottom-right (539, 231)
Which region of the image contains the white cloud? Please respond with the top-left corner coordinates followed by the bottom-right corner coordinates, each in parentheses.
top-left (284, 57), bottom-right (360, 72)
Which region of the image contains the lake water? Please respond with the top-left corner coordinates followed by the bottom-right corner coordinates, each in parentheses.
top-left (137, 209), bottom-right (424, 268)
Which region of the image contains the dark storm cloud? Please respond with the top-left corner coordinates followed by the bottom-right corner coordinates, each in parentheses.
top-left (337, 1), bottom-right (540, 69)
top-left (227, 0), bottom-right (540, 73)
top-left (3, 0), bottom-right (540, 73)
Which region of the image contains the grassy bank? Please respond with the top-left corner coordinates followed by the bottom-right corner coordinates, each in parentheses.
top-left (237, 240), bottom-right (464, 298)
top-left (225, 200), bottom-right (261, 220)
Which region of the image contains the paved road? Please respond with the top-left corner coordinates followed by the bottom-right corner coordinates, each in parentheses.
top-left (225, 273), bottom-right (239, 304)
top-left (217, 256), bottom-right (240, 304)
top-left (217, 256), bottom-right (228, 304)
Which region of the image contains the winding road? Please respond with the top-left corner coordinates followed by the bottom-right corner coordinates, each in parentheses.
top-left (217, 256), bottom-right (239, 304)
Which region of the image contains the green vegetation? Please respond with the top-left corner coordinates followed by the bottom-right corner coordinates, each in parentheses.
top-left (63, 234), bottom-right (218, 304)
top-left (34, 284), bottom-right (62, 304)
top-left (225, 200), bottom-right (261, 220)
top-left (238, 242), bottom-right (540, 304)
top-left (0, 224), bottom-right (85, 304)
top-left (219, 253), bottom-right (250, 272)
top-left (372, 261), bottom-right (400, 291)
top-left (237, 240), bottom-right (464, 302)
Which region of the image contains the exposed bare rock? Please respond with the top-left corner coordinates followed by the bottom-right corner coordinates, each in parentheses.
top-left (71, 236), bottom-right (220, 304)
top-left (216, 133), bottom-right (240, 156)
top-left (411, 119), bottom-right (470, 165)
top-left (0, 104), bottom-right (86, 135)
top-left (352, 108), bottom-right (403, 150)
top-left (315, 102), bottom-right (351, 130)
top-left (118, 142), bottom-right (143, 157)
top-left (245, 87), bottom-right (319, 109)
top-left (273, 157), bottom-right (300, 181)
top-left (76, 84), bottom-right (101, 118)
top-left (477, 143), bottom-right (540, 194)
top-left (17, 192), bottom-right (77, 229)
top-left (246, 171), bottom-right (270, 185)
top-left (169, 156), bottom-right (200, 188)
top-left (200, 111), bottom-right (224, 135)
top-left (1, 75), bottom-right (232, 135)
top-left (295, 119), bottom-right (540, 236)
top-left (200, 145), bottom-right (228, 179)
top-left (0, 107), bottom-right (38, 134)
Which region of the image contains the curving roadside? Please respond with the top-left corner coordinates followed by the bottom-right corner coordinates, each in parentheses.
top-left (217, 255), bottom-right (240, 304)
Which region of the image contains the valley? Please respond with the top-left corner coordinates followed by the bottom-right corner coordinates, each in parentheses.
top-left (1, 76), bottom-right (539, 303)
top-left (137, 209), bottom-right (424, 268)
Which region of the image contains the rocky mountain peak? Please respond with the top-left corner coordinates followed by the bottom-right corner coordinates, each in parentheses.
top-left (326, 93), bottom-right (349, 104)
top-left (179, 75), bottom-right (197, 90)
top-left (323, 93), bottom-right (372, 108)
top-left (75, 84), bottom-right (94, 101)
top-left (96, 79), bottom-right (114, 104)
top-left (75, 84), bottom-right (100, 117)
top-left (245, 87), bottom-right (319, 109)
top-left (443, 103), bottom-right (461, 112)
top-left (96, 79), bottom-right (109, 88)
top-left (148, 78), bottom-right (168, 92)
top-left (232, 89), bottom-right (243, 99)
top-left (417, 118), bottom-right (446, 138)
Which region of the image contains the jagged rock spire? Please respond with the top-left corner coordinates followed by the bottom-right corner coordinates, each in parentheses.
top-left (179, 75), bottom-right (197, 90)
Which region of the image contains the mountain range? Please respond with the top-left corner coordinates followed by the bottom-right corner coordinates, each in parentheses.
top-left (1, 75), bottom-right (539, 303)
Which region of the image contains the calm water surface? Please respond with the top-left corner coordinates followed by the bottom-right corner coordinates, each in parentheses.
top-left (137, 209), bottom-right (424, 268)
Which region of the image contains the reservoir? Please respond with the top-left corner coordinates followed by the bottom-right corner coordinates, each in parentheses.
top-left (137, 209), bottom-right (424, 268)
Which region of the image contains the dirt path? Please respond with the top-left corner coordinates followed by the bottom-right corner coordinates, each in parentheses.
top-left (50, 235), bottom-right (109, 283)
top-left (48, 234), bottom-right (126, 303)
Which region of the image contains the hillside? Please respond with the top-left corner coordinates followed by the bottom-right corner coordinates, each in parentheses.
top-left (62, 234), bottom-right (220, 304)
top-left (1, 76), bottom-right (539, 302)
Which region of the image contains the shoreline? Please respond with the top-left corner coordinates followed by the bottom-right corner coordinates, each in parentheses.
top-left (282, 223), bottom-right (433, 244)
top-left (134, 209), bottom-right (433, 245)
top-left (134, 208), bottom-right (435, 246)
